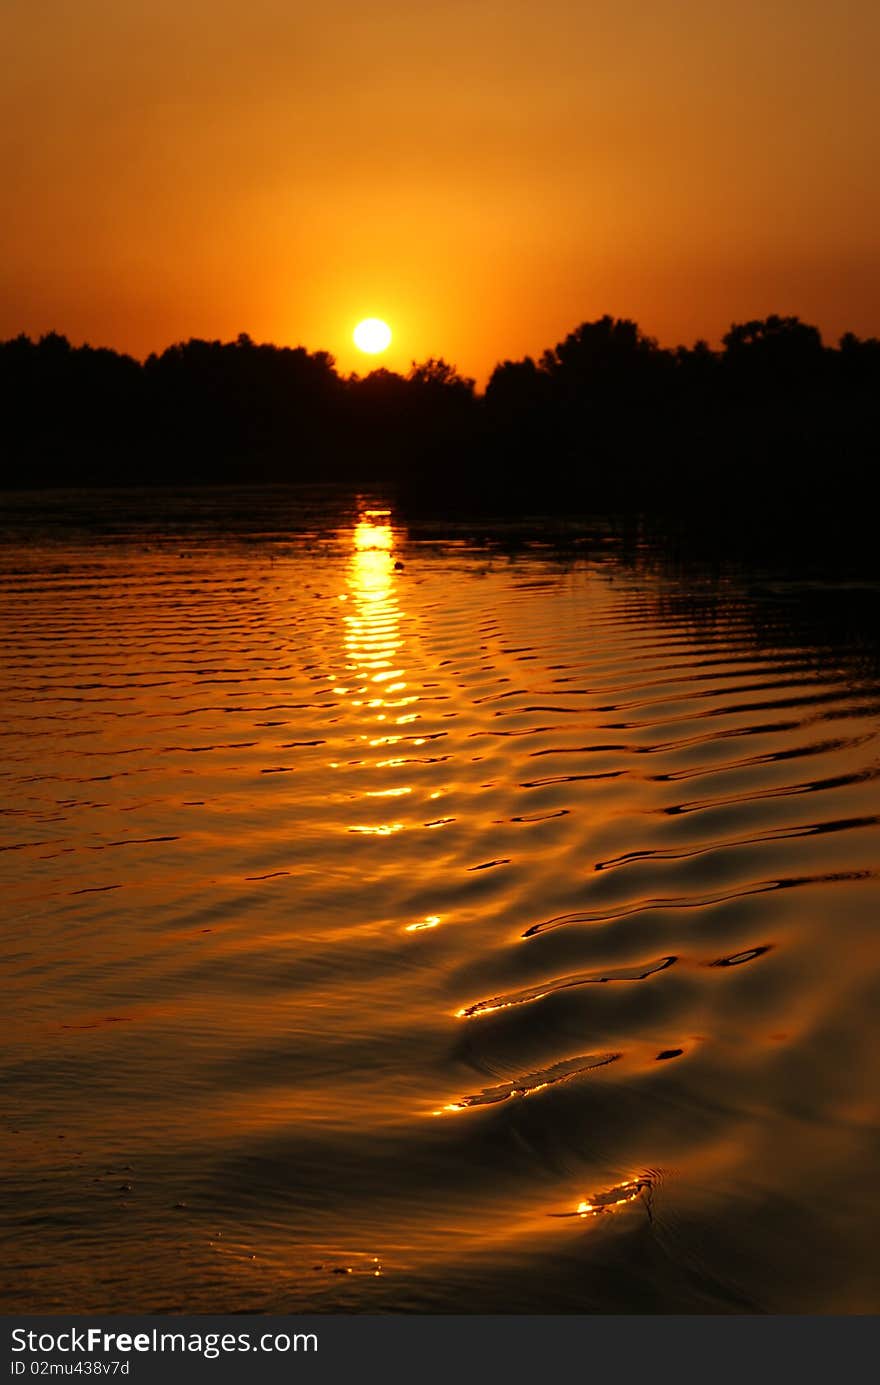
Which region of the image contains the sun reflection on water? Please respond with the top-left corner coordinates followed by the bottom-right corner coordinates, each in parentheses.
top-left (339, 514), bottom-right (412, 824)
top-left (570, 1179), bottom-right (651, 1218)
top-left (405, 915), bottom-right (441, 933)
top-left (335, 512), bottom-right (447, 927)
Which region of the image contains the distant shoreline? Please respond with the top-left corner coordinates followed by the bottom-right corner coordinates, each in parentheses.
top-left (2, 480), bottom-right (879, 576)
top-left (1, 315), bottom-right (876, 565)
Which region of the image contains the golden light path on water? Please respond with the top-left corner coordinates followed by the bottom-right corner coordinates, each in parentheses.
top-left (339, 516), bottom-right (441, 927)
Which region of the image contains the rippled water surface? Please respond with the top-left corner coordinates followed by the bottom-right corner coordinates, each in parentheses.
top-left (2, 488), bottom-right (879, 1313)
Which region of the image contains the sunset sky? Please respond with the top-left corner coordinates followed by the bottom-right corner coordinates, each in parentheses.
top-left (3, 1), bottom-right (879, 381)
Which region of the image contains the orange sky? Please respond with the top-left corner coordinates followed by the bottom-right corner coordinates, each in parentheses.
top-left (3, 1), bottom-right (879, 381)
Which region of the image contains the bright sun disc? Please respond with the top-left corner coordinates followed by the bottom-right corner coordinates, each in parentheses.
top-left (354, 318), bottom-right (392, 354)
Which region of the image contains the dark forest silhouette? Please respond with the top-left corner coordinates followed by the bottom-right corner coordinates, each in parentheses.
top-left (2, 315), bottom-right (877, 538)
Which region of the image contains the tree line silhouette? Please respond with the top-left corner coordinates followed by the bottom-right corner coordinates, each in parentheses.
top-left (1, 316), bottom-right (877, 536)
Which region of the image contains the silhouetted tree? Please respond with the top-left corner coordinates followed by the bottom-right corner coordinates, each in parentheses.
top-left (1, 314), bottom-right (877, 549)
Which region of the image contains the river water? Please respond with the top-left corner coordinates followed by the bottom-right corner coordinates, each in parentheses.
top-left (1, 488), bottom-right (878, 1312)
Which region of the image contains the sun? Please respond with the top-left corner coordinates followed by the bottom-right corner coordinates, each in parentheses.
top-left (353, 318), bottom-right (392, 354)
